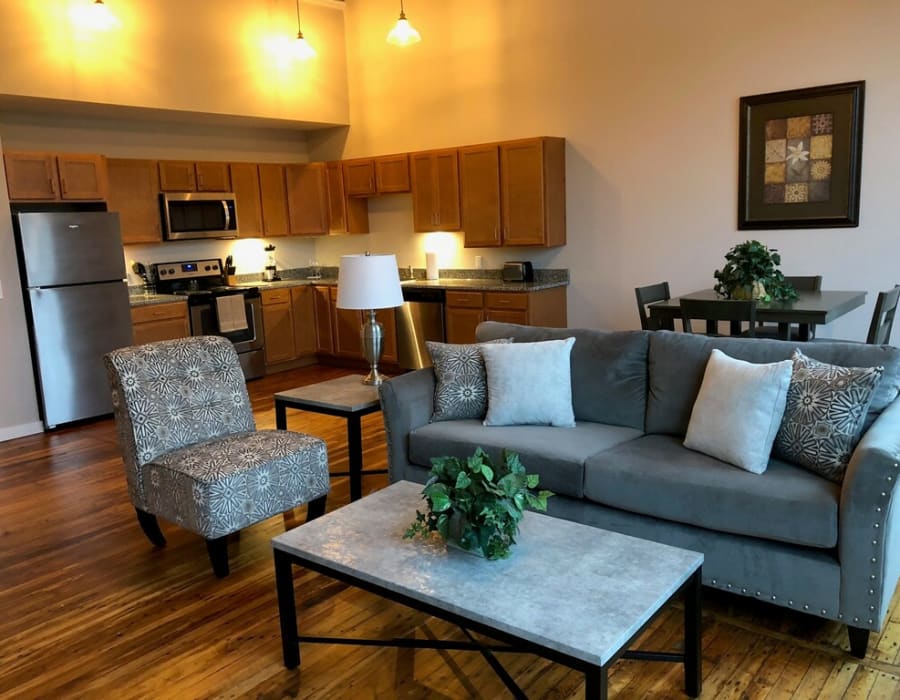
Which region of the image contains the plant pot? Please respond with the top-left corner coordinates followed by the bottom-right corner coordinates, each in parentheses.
top-left (731, 281), bottom-right (767, 300)
top-left (446, 538), bottom-right (486, 558)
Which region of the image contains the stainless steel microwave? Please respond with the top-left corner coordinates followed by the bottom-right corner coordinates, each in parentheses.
top-left (160, 192), bottom-right (239, 240)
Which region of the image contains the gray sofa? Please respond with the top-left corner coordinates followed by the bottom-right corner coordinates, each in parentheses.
top-left (378, 322), bottom-right (900, 657)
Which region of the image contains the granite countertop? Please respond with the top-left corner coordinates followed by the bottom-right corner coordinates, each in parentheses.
top-left (129, 269), bottom-right (569, 306)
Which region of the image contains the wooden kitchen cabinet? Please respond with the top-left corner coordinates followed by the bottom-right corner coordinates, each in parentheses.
top-left (286, 163), bottom-right (329, 236)
top-left (460, 137), bottom-right (566, 248)
top-left (131, 301), bottom-right (190, 345)
top-left (261, 288), bottom-right (296, 365)
top-left (106, 158), bottom-right (162, 244)
top-left (343, 154), bottom-right (410, 196)
top-left (313, 285), bottom-right (334, 354)
top-left (410, 148), bottom-right (461, 231)
top-left (4, 151), bottom-right (108, 201)
top-left (229, 162), bottom-right (263, 238)
top-left (291, 286), bottom-right (317, 356)
top-left (445, 287), bottom-right (567, 343)
top-left (331, 287), bottom-right (362, 357)
top-left (342, 158), bottom-right (376, 197)
top-left (326, 161), bottom-right (369, 234)
top-left (258, 163), bottom-right (290, 237)
top-left (158, 160), bottom-right (230, 192)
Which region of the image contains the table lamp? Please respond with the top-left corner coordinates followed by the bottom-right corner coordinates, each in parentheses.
top-left (336, 253), bottom-right (404, 386)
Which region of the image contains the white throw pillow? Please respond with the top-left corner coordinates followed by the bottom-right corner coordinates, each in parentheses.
top-left (481, 338), bottom-right (576, 427)
top-left (683, 349), bottom-right (792, 474)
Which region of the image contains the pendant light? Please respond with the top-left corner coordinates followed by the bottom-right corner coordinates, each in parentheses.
top-left (88, 0), bottom-right (121, 30)
top-left (386, 0), bottom-right (421, 46)
top-left (294, 0), bottom-right (316, 60)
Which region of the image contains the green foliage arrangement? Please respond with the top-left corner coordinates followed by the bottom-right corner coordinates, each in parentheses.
top-left (713, 240), bottom-right (798, 302)
top-left (404, 448), bottom-right (553, 560)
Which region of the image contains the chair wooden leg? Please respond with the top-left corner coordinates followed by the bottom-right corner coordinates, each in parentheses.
top-left (206, 536), bottom-right (230, 578)
top-left (306, 494), bottom-right (327, 522)
top-left (135, 509), bottom-right (166, 547)
top-left (848, 626), bottom-right (870, 658)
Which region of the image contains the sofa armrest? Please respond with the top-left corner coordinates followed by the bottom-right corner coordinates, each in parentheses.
top-left (839, 397), bottom-right (900, 630)
top-left (378, 369), bottom-right (435, 482)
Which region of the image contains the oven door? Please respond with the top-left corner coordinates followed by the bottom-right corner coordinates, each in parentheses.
top-left (189, 293), bottom-right (262, 351)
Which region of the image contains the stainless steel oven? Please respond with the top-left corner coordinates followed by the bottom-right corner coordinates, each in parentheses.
top-left (188, 291), bottom-right (264, 380)
top-left (151, 258), bottom-right (265, 380)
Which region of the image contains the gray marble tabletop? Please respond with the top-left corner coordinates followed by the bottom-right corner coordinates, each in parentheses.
top-left (274, 375), bottom-right (380, 413)
top-left (272, 480), bottom-right (703, 666)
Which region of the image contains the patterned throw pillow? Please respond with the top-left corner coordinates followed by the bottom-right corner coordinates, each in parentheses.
top-left (773, 349), bottom-right (884, 483)
top-left (427, 339), bottom-right (511, 422)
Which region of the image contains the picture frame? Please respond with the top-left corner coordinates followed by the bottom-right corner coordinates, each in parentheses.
top-left (738, 80), bottom-right (865, 230)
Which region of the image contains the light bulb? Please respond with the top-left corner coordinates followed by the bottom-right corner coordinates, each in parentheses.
top-left (294, 31), bottom-right (316, 60)
top-left (387, 13), bottom-right (421, 46)
top-left (89, 0), bottom-right (121, 30)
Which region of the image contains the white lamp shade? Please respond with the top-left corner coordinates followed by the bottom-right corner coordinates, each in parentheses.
top-left (336, 254), bottom-right (404, 310)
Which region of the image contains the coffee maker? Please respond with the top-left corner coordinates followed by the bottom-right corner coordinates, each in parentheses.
top-left (263, 244), bottom-right (280, 281)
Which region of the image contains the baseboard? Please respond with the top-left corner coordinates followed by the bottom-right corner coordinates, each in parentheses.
top-left (0, 421), bottom-right (44, 443)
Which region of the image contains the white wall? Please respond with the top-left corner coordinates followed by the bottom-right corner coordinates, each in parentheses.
top-left (335, 0), bottom-right (900, 338)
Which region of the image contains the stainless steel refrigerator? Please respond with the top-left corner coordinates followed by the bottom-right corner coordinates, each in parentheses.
top-left (15, 211), bottom-right (133, 429)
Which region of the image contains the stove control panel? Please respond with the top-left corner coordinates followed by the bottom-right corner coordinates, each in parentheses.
top-left (154, 259), bottom-right (222, 280)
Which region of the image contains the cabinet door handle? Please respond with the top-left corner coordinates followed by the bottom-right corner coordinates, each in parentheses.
top-left (49, 177), bottom-right (56, 194)
top-left (496, 298), bottom-right (511, 305)
top-left (197, 173), bottom-right (204, 187)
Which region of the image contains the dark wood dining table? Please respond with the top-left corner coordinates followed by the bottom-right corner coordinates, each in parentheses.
top-left (648, 289), bottom-right (867, 341)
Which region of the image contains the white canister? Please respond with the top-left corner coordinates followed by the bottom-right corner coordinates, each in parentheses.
top-left (425, 252), bottom-right (439, 280)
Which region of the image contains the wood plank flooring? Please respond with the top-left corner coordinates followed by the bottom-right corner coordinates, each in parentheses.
top-left (1, 364), bottom-right (899, 699)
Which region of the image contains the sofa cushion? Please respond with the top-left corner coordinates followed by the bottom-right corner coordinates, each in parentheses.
top-left (684, 349), bottom-right (792, 474)
top-left (646, 331), bottom-right (900, 436)
top-left (482, 338), bottom-right (576, 427)
top-left (408, 419), bottom-right (643, 499)
top-left (774, 349), bottom-right (884, 483)
top-left (476, 322), bottom-right (649, 430)
top-left (583, 434), bottom-right (840, 549)
top-left (427, 339), bottom-right (511, 422)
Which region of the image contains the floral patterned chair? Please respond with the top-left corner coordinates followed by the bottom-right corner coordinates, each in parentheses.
top-left (104, 335), bottom-right (330, 577)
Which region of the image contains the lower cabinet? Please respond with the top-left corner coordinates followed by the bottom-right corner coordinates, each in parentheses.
top-left (131, 301), bottom-right (190, 345)
top-left (261, 286), bottom-right (317, 370)
top-left (313, 286), bottom-right (397, 365)
top-left (445, 287), bottom-right (568, 344)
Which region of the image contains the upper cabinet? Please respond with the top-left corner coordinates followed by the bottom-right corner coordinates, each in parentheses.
top-left (460, 137), bottom-right (566, 248)
top-left (258, 164), bottom-right (290, 237)
top-left (159, 160), bottom-right (231, 192)
top-left (410, 148), bottom-right (461, 232)
top-left (286, 163), bottom-right (329, 236)
top-left (4, 151), bottom-right (108, 201)
top-left (106, 158), bottom-right (162, 244)
top-left (326, 161), bottom-right (368, 234)
top-left (229, 162), bottom-right (263, 238)
top-left (343, 154), bottom-right (411, 196)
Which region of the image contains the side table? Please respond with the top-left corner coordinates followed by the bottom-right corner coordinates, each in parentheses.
top-left (274, 375), bottom-right (387, 502)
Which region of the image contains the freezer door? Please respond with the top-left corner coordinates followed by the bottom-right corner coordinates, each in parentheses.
top-left (18, 211), bottom-right (126, 287)
top-left (28, 281), bottom-right (134, 428)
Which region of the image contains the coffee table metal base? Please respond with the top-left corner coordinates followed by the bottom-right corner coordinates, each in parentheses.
top-left (274, 549), bottom-right (701, 698)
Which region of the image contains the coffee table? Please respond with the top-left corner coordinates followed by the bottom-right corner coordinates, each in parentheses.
top-left (274, 375), bottom-right (386, 502)
top-left (272, 481), bottom-right (703, 698)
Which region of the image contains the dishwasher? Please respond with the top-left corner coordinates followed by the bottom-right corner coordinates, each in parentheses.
top-left (396, 287), bottom-right (446, 369)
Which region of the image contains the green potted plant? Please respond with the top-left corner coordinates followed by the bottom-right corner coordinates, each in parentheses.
top-left (713, 240), bottom-right (798, 301)
top-left (404, 448), bottom-right (553, 560)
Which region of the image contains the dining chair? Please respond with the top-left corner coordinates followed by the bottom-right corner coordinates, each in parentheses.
top-left (680, 298), bottom-right (758, 337)
top-left (754, 275), bottom-right (824, 340)
top-left (866, 285), bottom-right (900, 344)
top-left (104, 335), bottom-right (331, 578)
top-left (635, 281), bottom-right (674, 330)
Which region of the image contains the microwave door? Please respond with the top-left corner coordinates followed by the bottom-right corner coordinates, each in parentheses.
top-left (162, 194), bottom-right (238, 239)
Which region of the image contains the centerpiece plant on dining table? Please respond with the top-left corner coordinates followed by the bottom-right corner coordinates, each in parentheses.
top-left (713, 239), bottom-right (798, 302)
top-left (404, 448), bottom-right (553, 560)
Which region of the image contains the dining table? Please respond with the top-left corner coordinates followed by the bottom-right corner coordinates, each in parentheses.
top-left (648, 289), bottom-right (867, 341)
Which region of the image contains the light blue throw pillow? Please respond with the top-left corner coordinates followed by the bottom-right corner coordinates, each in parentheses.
top-left (683, 348), bottom-right (792, 474)
top-left (480, 338), bottom-right (576, 427)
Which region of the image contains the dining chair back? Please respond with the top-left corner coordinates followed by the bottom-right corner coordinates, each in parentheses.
top-left (680, 298), bottom-right (758, 337)
top-left (635, 281), bottom-right (672, 330)
top-left (866, 285), bottom-right (900, 345)
top-left (755, 275), bottom-right (824, 340)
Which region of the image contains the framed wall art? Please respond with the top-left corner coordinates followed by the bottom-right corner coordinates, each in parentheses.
top-left (738, 80), bottom-right (864, 229)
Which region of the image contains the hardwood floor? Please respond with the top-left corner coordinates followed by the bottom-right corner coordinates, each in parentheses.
top-left (1, 363), bottom-right (899, 699)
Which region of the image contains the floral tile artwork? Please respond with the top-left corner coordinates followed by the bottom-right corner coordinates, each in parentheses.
top-left (763, 113), bottom-right (833, 204)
